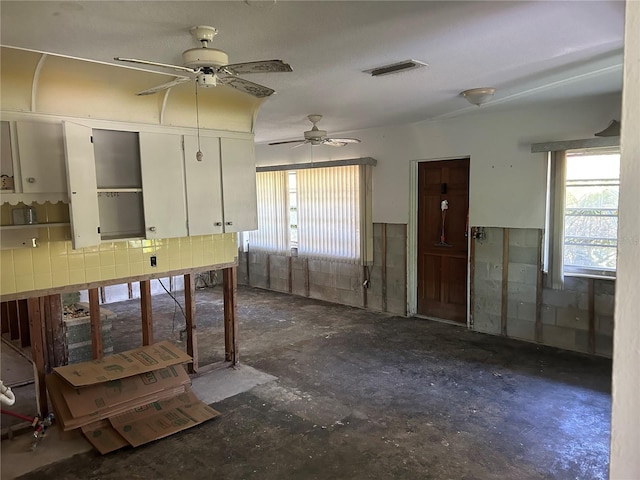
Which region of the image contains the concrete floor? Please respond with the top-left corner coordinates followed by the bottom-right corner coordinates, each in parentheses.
top-left (11, 285), bottom-right (611, 479)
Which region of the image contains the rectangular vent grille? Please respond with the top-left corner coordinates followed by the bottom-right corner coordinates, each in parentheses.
top-left (364, 59), bottom-right (428, 77)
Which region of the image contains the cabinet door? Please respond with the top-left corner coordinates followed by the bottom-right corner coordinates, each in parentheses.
top-left (220, 137), bottom-right (257, 232)
top-left (183, 135), bottom-right (224, 236)
top-left (139, 132), bottom-right (188, 240)
top-left (63, 122), bottom-right (101, 249)
top-left (16, 121), bottom-right (68, 194)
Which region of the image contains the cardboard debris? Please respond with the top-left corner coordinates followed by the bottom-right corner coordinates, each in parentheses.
top-left (81, 420), bottom-right (129, 455)
top-left (46, 342), bottom-right (219, 454)
top-left (109, 390), bottom-right (220, 448)
top-left (53, 341), bottom-right (192, 388)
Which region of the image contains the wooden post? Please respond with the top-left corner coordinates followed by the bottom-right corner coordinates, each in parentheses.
top-left (184, 274), bottom-right (198, 374)
top-left (1, 302), bottom-right (9, 334)
top-left (382, 223), bottom-right (388, 312)
top-left (266, 254), bottom-right (271, 290)
top-left (140, 280), bottom-right (153, 346)
top-left (469, 228), bottom-right (476, 327)
top-left (88, 288), bottom-right (103, 359)
top-left (17, 299), bottom-right (31, 348)
top-left (7, 300), bottom-right (19, 340)
top-left (27, 297), bottom-right (48, 417)
top-left (48, 295), bottom-right (66, 366)
top-left (501, 228), bottom-right (510, 336)
top-left (43, 296), bottom-right (55, 372)
top-left (304, 258), bottom-right (310, 297)
top-left (223, 266), bottom-right (238, 365)
top-left (288, 256), bottom-right (293, 294)
top-left (535, 229), bottom-right (544, 343)
top-left (362, 265), bottom-right (368, 309)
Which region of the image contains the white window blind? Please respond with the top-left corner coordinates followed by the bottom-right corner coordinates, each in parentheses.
top-left (247, 170), bottom-right (289, 254)
top-left (297, 165), bottom-right (360, 262)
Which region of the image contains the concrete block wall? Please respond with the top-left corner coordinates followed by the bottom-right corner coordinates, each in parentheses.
top-left (472, 226), bottom-right (615, 357)
top-left (238, 223), bottom-right (407, 316)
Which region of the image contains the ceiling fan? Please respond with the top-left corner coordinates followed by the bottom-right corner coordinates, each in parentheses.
top-left (269, 115), bottom-right (361, 147)
top-left (114, 25), bottom-right (292, 98)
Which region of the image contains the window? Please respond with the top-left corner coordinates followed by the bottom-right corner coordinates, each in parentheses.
top-left (248, 161), bottom-right (373, 264)
top-left (546, 146), bottom-right (620, 284)
top-left (563, 149), bottom-right (620, 274)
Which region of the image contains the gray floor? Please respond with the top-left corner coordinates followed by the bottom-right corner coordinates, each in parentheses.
top-left (16, 285), bottom-right (612, 479)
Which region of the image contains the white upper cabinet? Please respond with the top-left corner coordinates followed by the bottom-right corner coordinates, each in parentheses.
top-left (220, 137), bottom-right (257, 232)
top-left (183, 135), bottom-right (224, 236)
top-left (16, 121), bottom-right (67, 194)
top-left (139, 132), bottom-right (188, 240)
top-left (63, 121), bottom-right (101, 249)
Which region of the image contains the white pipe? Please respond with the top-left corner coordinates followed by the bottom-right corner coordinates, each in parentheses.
top-left (0, 380), bottom-right (16, 406)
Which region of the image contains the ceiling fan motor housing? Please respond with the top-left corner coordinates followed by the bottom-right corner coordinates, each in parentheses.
top-left (182, 48), bottom-right (229, 68)
top-left (197, 73), bottom-right (218, 88)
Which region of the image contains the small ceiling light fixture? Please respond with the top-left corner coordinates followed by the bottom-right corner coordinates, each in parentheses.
top-left (461, 87), bottom-right (496, 106)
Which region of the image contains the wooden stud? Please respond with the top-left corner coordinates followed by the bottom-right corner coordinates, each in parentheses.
top-left (535, 229), bottom-right (544, 343)
top-left (27, 297), bottom-right (48, 417)
top-left (382, 223), bottom-right (388, 312)
top-left (17, 299), bottom-right (31, 348)
top-left (8, 300), bottom-right (19, 340)
top-left (88, 288), bottom-right (103, 359)
top-left (43, 295), bottom-right (55, 372)
top-left (1, 302), bottom-right (9, 334)
top-left (469, 228), bottom-right (476, 327)
top-left (245, 247), bottom-right (251, 287)
top-left (140, 280), bottom-right (153, 346)
top-left (127, 282), bottom-right (133, 300)
top-left (223, 266), bottom-right (238, 365)
top-left (99, 287), bottom-right (106, 304)
top-left (304, 258), bottom-right (310, 297)
top-left (48, 295), bottom-right (66, 367)
top-left (362, 265), bottom-right (368, 309)
top-left (184, 273), bottom-right (198, 374)
top-left (402, 224), bottom-right (408, 317)
top-left (588, 278), bottom-right (596, 354)
top-left (501, 228), bottom-right (510, 336)
top-left (288, 256), bottom-right (293, 294)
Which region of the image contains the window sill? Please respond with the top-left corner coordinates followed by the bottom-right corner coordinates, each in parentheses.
top-left (564, 271), bottom-right (616, 281)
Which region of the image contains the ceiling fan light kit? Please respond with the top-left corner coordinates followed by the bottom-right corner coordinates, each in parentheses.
top-left (461, 87), bottom-right (496, 106)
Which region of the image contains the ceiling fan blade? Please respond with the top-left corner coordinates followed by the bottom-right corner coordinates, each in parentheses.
top-left (136, 77), bottom-right (192, 96)
top-left (223, 60), bottom-right (292, 75)
top-left (268, 139), bottom-right (306, 146)
top-left (322, 138), bottom-right (362, 147)
top-left (218, 76), bottom-right (275, 98)
top-left (114, 57), bottom-right (198, 74)
top-left (291, 141), bottom-right (310, 149)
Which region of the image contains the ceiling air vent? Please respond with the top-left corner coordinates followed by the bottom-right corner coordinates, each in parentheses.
top-left (364, 60), bottom-right (428, 77)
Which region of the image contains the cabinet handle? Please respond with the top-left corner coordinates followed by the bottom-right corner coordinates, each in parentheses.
top-left (27, 177), bottom-right (36, 183)
top-left (148, 226), bottom-right (156, 232)
top-left (215, 222), bottom-right (222, 226)
top-left (225, 221), bottom-right (233, 226)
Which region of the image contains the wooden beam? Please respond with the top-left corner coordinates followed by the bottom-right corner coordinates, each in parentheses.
top-left (588, 278), bottom-right (596, 354)
top-left (88, 288), bottom-right (103, 359)
top-left (184, 274), bottom-right (198, 374)
top-left (48, 295), bottom-right (66, 367)
top-left (140, 280), bottom-right (153, 346)
top-left (1, 302), bottom-right (9, 334)
top-left (27, 297), bottom-right (48, 417)
top-left (223, 267), bottom-right (238, 365)
top-left (17, 299), bottom-right (31, 348)
top-left (501, 228), bottom-right (510, 336)
top-left (469, 228), bottom-right (476, 327)
top-left (7, 300), bottom-right (19, 340)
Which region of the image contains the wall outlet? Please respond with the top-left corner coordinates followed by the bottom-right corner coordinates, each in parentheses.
top-left (150, 255), bottom-right (157, 267)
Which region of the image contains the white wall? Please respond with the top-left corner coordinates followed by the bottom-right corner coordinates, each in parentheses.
top-left (256, 94), bottom-right (621, 228)
top-left (610, 0), bottom-right (640, 477)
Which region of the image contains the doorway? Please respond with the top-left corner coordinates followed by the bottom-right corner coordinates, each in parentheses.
top-left (416, 158), bottom-right (469, 323)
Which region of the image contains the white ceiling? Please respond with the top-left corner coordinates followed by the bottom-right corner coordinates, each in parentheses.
top-left (0, 1), bottom-right (625, 143)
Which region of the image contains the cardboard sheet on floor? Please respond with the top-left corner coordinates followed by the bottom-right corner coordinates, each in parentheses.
top-left (46, 373), bottom-right (188, 431)
top-left (60, 365), bottom-right (190, 418)
top-left (109, 389), bottom-right (220, 448)
top-left (53, 341), bottom-right (192, 387)
top-left (81, 420), bottom-right (129, 455)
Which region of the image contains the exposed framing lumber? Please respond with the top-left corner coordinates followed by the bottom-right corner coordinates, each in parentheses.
top-left (362, 265), bottom-right (368, 309)
top-left (382, 223), bottom-right (388, 312)
top-left (304, 258), bottom-right (310, 297)
top-left (288, 256), bottom-right (293, 294)
top-left (501, 228), bottom-right (510, 336)
top-left (48, 295), bottom-right (67, 367)
top-left (535, 229), bottom-right (544, 343)
top-left (469, 229), bottom-right (476, 327)
top-left (43, 296), bottom-right (54, 371)
top-left (17, 299), bottom-right (30, 348)
top-left (7, 300), bottom-right (19, 340)
top-left (140, 280), bottom-right (153, 346)
top-left (27, 297), bottom-right (48, 417)
top-left (184, 274), bottom-right (198, 374)
top-left (88, 288), bottom-right (103, 359)
top-left (223, 267), bottom-right (238, 365)
top-left (266, 254), bottom-right (271, 290)
top-left (1, 302), bottom-right (9, 334)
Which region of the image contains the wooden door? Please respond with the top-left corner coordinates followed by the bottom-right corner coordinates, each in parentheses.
top-left (417, 159), bottom-right (469, 323)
